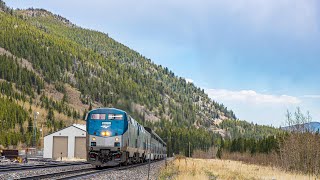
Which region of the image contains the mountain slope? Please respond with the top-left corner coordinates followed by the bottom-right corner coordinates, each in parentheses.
top-left (22, 8), bottom-right (237, 125)
top-left (1, 5), bottom-right (235, 123)
top-left (0, 1), bottom-right (241, 150)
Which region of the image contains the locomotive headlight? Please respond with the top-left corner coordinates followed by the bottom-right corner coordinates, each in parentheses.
top-left (92, 137), bottom-right (96, 141)
top-left (101, 131), bottom-right (111, 136)
top-left (115, 137), bottom-right (119, 142)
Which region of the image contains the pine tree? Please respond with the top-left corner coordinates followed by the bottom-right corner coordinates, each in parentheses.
top-left (216, 147), bottom-right (222, 159)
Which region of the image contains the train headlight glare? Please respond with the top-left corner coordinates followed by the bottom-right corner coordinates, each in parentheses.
top-left (92, 137), bottom-right (96, 141)
top-left (106, 131), bottom-right (111, 136)
top-left (115, 137), bottom-right (119, 141)
top-left (101, 132), bottom-right (106, 136)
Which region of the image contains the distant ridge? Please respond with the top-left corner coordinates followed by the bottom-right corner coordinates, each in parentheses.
top-left (281, 122), bottom-right (320, 132)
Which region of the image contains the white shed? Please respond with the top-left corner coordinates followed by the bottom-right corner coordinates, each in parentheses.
top-left (43, 124), bottom-right (86, 160)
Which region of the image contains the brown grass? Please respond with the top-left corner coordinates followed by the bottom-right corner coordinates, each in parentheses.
top-left (192, 147), bottom-right (217, 159)
top-left (221, 151), bottom-right (280, 167)
top-left (159, 158), bottom-right (317, 180)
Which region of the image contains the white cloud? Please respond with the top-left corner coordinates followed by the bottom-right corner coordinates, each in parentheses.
top-left (302, 95), bottom-right (320, 99)
top-left (205, 89), bottom-right (301, 105)
top-left (185, 78), bottom-right (194, 83)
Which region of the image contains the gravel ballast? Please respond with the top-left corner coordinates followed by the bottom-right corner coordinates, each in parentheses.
top-left (81, 160), bottom-right (165, 180)
top-left (0, 164), bottom-right (91, 180)
top-left (0, 160), bottom-right (167, 180)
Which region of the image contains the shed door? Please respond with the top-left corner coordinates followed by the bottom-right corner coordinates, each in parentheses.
top-left (53, 136), bottom-right (68, 159)
top-left (74, 137), bottom-right (86, 159)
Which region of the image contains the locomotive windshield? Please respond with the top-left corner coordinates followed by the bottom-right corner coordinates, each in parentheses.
top-left (108, 114), bottom-right (123, 120)
top-left (91, 114), bottom-right (106, 120)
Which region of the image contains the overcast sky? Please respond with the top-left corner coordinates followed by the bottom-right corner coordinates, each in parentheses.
top-left (6, 0), bottom-right (320, 126)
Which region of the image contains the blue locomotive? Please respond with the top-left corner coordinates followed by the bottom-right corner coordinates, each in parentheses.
top-left (86, 108), bottom-right (166, 168)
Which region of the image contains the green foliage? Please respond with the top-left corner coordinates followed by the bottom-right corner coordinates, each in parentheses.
top-left (219, 119), bottom-right (282, 139)
top-left (152, 119), bottom-right (221, 157)
top-left (0, 81), bottom-right (26, 101)
top-left (213, 119), bottom-right (284, 157)
top-left (218, 120), bottom-right (283, 156)
top-left (222, 135), bottom-right (281, 155)
top-left (219, 132), bottom-right (290, 159)
top-left (0, 54), bottom-right (44, 97)
top-left (0, 96), bottom-right (32, 146)
top-left (39, 94), bottom-right (79, 119)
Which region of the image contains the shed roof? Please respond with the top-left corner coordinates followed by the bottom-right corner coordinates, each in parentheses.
top-left (44, 124), bottom-right (86, 137)
top-left (73, 124), bottom-right (86, 131)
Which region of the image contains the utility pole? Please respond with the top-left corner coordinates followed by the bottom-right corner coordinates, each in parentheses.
top-left (34, 112), bottom-right (39, 155)
top-left (40, 124), bottom-right (44, 151)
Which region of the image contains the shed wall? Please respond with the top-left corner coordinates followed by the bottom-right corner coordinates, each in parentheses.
top-left (43, 126), bottom-right (86, 159)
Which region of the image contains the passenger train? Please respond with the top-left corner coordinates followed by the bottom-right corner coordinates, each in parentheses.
top-left (86, 108), bottom-right (166, 168)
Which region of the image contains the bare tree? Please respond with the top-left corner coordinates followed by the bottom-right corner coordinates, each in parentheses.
top-left (285, 109), bottom-right (293, 127)
top-left (281, 107), bottom-right (320, 176)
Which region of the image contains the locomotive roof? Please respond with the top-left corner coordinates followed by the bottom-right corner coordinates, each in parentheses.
top-left (88, 107), bottom-right (127, 114)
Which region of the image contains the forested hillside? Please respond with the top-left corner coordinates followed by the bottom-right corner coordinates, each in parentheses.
top-left (218, 120), bottom-right (281, 139)
top-left (0, 1), bottom-right (278, 152)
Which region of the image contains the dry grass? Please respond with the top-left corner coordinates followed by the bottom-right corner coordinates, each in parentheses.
top-left (192, 147), bottom-right (217, 159)
top-left (221, 152), bottom-right (279, 167)
top-left (159, 158), bottom-right (317, 180)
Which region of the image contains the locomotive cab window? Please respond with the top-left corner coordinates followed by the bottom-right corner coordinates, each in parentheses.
top-left (91, 114), bottom-right (106, 120)
top-left (108, 114), bottom-right (123, 120)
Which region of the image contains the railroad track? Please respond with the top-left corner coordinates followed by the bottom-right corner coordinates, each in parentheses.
top-left (18, 160), bottom-right (162, 180)
top-left (18, 167), bottom-right (98, 180)
top-left (0, 162), bottom-right (89, 173)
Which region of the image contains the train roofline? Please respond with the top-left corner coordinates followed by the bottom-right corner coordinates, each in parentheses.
top-left (88, 107), bottom-right (127, 113)
top-left (85, 107), bottom-right (127, 120)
